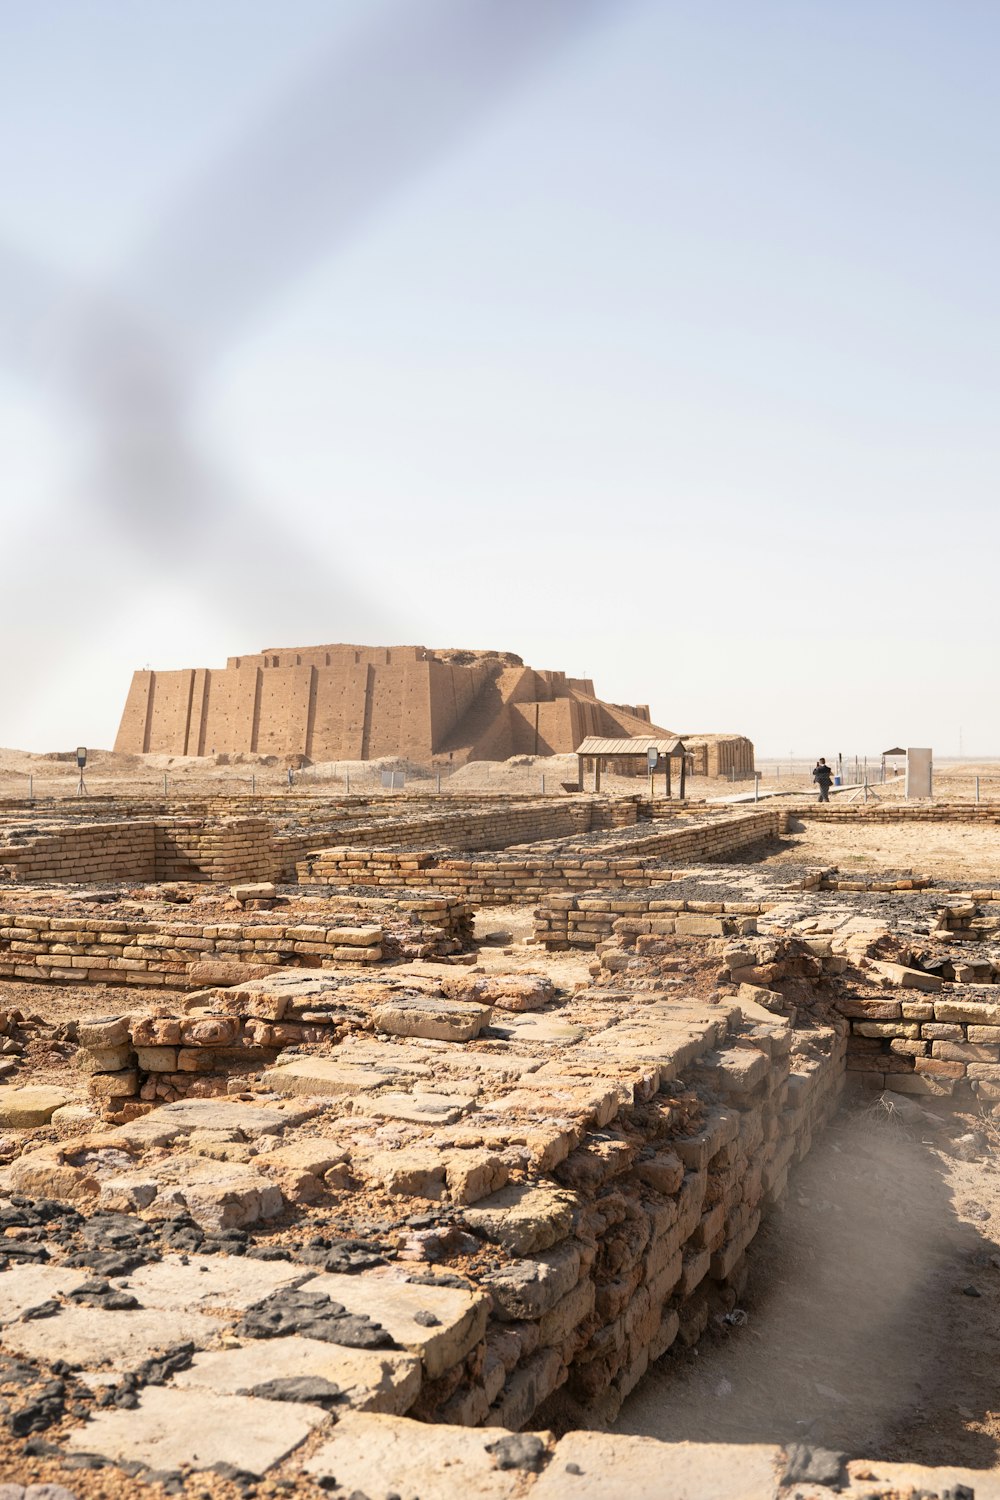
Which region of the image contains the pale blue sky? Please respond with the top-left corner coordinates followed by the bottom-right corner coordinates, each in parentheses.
top-left (0, 2), bottom-right (997, 756)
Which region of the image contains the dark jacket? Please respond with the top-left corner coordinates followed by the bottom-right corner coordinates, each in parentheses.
top-left (813, 763), bottom-right (833, 786)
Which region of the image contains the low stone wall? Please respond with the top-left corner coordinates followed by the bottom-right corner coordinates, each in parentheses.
top-left (0, 799), bottom-right (637, 887)
top-left (0, 911), bottom-right (385, 987)
top-left (799, 804), bottom-right (1000, 824)
top-left (0, 817), bottom-right (277, 885)
top-left (536, 891), bottom-right (767, 951)
top-left (299, 810), bottom-right (786, 906)
top-left (842, 987), bottom-right (1000, 1101)
top-left (0, 822), bottom-right (157, 882)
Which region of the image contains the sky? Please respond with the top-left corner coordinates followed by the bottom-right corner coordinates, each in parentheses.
top-left (0, 0), bottom-right (997, 758)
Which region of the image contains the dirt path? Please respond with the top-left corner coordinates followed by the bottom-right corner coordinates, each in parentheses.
top-left (616, 1104), bottom-right (1000, 1468)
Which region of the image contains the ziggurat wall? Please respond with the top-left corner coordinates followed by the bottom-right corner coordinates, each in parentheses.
top-left (114, 643), bottom-right (668, 765)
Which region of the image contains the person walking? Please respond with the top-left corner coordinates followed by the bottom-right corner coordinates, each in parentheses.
top-left (812, 757), bottom-right (834, 802)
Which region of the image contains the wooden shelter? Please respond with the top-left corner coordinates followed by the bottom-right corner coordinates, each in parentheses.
top-left (576, 735), bottom-right (688, 797)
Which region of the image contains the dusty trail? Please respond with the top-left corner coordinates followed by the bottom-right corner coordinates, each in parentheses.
top-left (616, 1107), bottom-right (1000, 1468)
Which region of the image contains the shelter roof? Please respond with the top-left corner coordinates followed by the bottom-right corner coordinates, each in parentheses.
top-left (576, 735), bottom-right (686, 757)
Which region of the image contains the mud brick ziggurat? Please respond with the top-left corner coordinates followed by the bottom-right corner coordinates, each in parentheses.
top-left (116, 643), bottom-right (679, 765)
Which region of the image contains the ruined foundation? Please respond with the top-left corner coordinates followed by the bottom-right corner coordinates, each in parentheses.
top-left (0, 789), bottom-right (998, 1498)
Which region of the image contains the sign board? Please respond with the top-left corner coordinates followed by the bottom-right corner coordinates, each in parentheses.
top-left (76, 746), bottom-right (87, 769)
top-left (380, 770), bottom-right (405, 790)
top-left (905, 747), bottom-right (932, 799)
top-left (646, 748), bottom-right (659, 774)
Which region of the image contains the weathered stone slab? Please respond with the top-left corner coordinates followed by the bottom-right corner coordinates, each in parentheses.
top-left (115, 1254), bottom-right (310, 1311)
top-left (482, 1243), bottom-right (583, 1321)
top-left (352, 1146), bottom-right (446, 1199)
top-left (485, 1014), bottom-right (586, 1045)
top-left (261, 1056), bottom-right (429, 1097)
top-left (112, 1097), bottom-right (319, 1146)
top-left (372, 995), bottom-right (491, 1042)
top-left (871, 962), bottom-right (942, 992)
top-left (305, 1412), bottom-right (542, 1499)
top-left (3, 1305), bottom-right (218, 1372)
top-left (442, 974), bottom-right (555, 1012)
top-left (0, 1086), bottom-right (69, 1127)
top-left (0, 1264), bottom-right (91, 1326)
top-left (65, 1384), bottom-right (326, 1475)
top-left (462, 1183), bottom-right (577, 1255)
top-left (532, 1434), bottom-right (780, 1500)
top-left (174, 1335), bottom-right (421, 1415)
top-left (360, 1091), bottom-right (476, 1125)
top-left (134, 1152), bottom-right (284, 1231)
top-left (303, 1272), bottom-right (489, 1379)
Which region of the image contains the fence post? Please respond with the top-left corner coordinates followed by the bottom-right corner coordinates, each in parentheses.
top-left (163, 772), bottom-right (168, 796)
top-left (28, 774), bottom-right (32, 799)
top-left (976, 776), bottom-right (981, 803)
top-left (436, 774), bottom-right (442, 793)
top-left (251, 773), bottom-right (255, 795)
top-left (346, 771), bottom-right (350, 794)
top-left (540, 774), bottom-right (545, 794)
top-left (754, 771), bottom-right (760, 802)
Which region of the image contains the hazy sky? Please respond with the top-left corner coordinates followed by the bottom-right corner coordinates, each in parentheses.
top-left (0, 1), bottom-right (997, 757)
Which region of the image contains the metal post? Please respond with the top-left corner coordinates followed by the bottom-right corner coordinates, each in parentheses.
top-left (540, 774), bottom-right (545, 794)
top-left (163, 772), bottom-right (168, 796)
top-left (976, 776), bottom-right (981, 803)
top-left (754, 771), bottom-right (761, 803)
top-left (251, 773), bottom-right (255, 795)
top-left (346, 770), bottom-right (350, 794)
top-left (437, 774), bottom-right (442, 793)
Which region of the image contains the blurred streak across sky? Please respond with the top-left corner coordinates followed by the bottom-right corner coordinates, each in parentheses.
top-left (0, 0), bottom-right (998, 754)
top-left (0, 0), bottom-right (621, 744)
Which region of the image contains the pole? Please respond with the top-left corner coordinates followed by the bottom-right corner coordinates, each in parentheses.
top-left (163, 772), bottom-right (168, 796)
top-left (976, 776), bottom-right (981, 803)
top-left (754, 771), bottom-right (760, 803)
top-left (346, 770), bottom-right (350, 794)
top-left (28, 774), bottom-right (32, 799)
top-left (540, 774), bottom-right (545, 794)
top-left (437, 774), bottom-right (442, 793)
top-left (251, 773), bottom-right (255, 795)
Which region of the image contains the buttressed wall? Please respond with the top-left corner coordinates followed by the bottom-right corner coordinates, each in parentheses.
top-left (114, 644), bottom-right (670, 765)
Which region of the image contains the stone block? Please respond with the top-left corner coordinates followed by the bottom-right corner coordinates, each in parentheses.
top-left (77, 1043), bottom-right (134, 1075)
top-left (175, 1334), bottom-right (421, 1414)
top-left (483, 1242), bottom-right (583, 1321)
top-left (77, 1015), bottom-right (130, 1048)
top-left (89, 1070), bottom-right (139, 1100)
top-left (533, 1434), bottom-right (781, 1500)
top-left (373, 995), bottom-right (491, 1042)
top-left (135, 1046), bottom-right (179, 1072)
top-left (873, 963), bottom-right (942, 992)
top-left (65, 1384), bottom-right (327, 1476)
top-left (4, 1304), bottom-right (217, 1373)
top-left (463, 1183), bottom-right (578, 1255)
top-left (305, 1412), bottom-right (544, 1499)
top-left (302, 1272), bottom-right (489, 1379)
top-left (0, 1086), bottom-right (69, 1126)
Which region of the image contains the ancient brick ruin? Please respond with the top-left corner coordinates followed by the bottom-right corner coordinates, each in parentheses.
top-left (0, 785), bottom-right (997, 1498)
top-left (114, 644), bottom-right (675, 764)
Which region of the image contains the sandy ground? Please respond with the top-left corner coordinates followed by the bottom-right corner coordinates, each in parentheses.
top-left (4, 742), bottom-right (1000, 804)
top-left (617, 1100), bottom-right (1000, 1469)
top-left (765, 819), bottom-right (1000, 884)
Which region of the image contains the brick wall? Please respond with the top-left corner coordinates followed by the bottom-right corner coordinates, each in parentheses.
top-left (0, 910), bottom-right (385, 987)
top-left (300, 809), bottom-right (786, 906)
